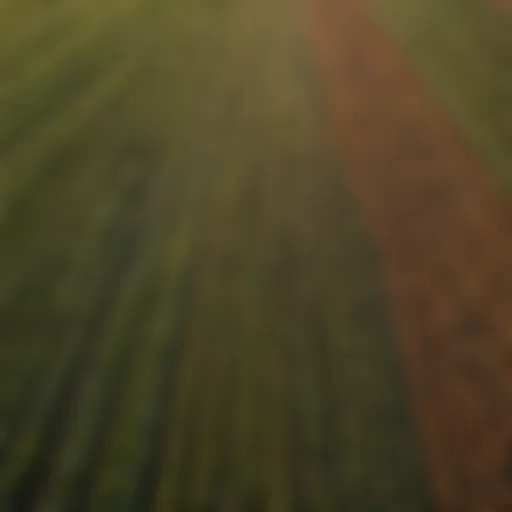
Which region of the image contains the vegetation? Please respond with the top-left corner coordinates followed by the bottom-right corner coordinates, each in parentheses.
top-left (0, 0), bottom-right (429, 510)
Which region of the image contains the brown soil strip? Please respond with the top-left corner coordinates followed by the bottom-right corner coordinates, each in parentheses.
top-left (492, 0), bottom-right (512, 11)
top-left (309, 0), bottom-right (512, 510)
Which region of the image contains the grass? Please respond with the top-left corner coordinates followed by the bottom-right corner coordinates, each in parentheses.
top-left (0, 0), bottom-right (430, 510)
top-left (368, 0), bottom-right (512, 184)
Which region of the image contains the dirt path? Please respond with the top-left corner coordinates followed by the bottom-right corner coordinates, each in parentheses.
top-left (309, 0), bottom-right (512, 510)
top-left (493, 0), bottom-right (512, 11)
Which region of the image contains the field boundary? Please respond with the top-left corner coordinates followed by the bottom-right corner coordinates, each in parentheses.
top-left (309, 0), bottom-right (512, 509)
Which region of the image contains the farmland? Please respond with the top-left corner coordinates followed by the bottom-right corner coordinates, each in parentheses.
top-left (0, 0), bottom-right (430, 511)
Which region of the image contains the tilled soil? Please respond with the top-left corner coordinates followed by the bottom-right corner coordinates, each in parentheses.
top-left (309, 0), bottom-right (512, 510)
top-left (494, 0), bottom-right (512, 10)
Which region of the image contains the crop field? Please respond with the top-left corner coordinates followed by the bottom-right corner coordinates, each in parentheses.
top-left (0, 0), bottom-right (431, 511)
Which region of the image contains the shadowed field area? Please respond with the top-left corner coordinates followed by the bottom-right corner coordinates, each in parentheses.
top-left (0, 0), bottom-right (431, 511)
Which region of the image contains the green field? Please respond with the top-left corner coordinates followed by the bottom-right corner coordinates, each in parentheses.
top-left (0, 0), bottom-right (431, 510)
top-left (370, 0), bottom-right (512, 183)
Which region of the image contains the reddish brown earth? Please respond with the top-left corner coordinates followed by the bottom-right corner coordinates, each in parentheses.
top-left (493, 0), bottom-right (512, 11)
top-left (309, 0), bottom-right (512, 510)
